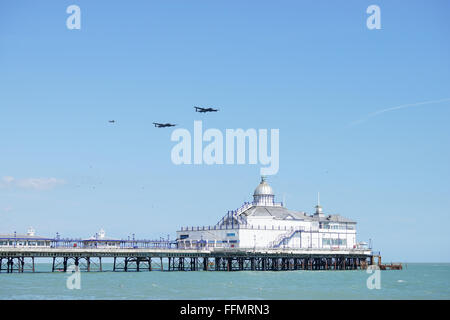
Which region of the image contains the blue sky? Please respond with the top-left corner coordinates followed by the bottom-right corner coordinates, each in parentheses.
top-left (0, 0), bottom-right (449, 262)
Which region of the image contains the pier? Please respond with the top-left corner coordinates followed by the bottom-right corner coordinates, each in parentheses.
top-left (372, 254), bottom-right (403, 270)
top-left (1, 179), bottom-right (397, 274)
top-left (0, 246), bottom-right (378, 273)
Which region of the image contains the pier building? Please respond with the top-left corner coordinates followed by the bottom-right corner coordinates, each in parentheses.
top-left (0, 228), bottom-right (51, 248)
top-left (177, 177), bottom-right (361, 250)
top-left (82, 229), bottom-right (121, 248)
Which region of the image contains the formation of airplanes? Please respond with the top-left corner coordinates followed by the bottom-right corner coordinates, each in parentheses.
top-left (109, 106), bottom-right (219, 128)
top-left (152, 106), bottom-right (220, 128)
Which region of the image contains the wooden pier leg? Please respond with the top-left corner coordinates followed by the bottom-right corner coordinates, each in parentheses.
top-left (136, 258), bottom-right (140, 272)
top-left (160, 257), bottom-right (163, 271)
top-left (124, 257), bottom-right (128, 272)
top-left (99, 257), bottom-right (102, 272)
top-left (63, 257), bottom-right (68, 272)
top-left (113, 257), bottom-right (116, 272)
top-left (203, 257), bottom-right (208, 271)
top-left (86, 257), bottom-right (91, 272)
top-left (19, 257), bottom-right (24, 273)
top-left (214, 258), bottom-right (219, 271)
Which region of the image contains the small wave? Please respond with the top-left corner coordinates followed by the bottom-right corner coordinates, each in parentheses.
top-left (397, 280), bottom-right (406, 283)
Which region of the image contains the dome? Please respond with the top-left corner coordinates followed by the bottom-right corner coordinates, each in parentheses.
top-left (253, 177), bottom-right (274, 196)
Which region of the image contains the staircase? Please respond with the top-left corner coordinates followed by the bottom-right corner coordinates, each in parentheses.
top-left (217, 202), bottom-right (253, 226)
top-left (269, 228), bottom-right (304, 248)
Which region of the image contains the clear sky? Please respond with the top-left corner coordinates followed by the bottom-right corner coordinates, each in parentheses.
top-left (1, 0), bottom-right (449, 262)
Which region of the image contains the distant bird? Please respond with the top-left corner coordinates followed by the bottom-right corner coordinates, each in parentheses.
top-left (194, 106), bottom-right (219, 113)
top-left (153, 122), bottom-right (177, 128)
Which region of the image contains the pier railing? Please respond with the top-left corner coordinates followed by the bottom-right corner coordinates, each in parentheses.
top-left (47, 238), bottom-right (176, 249)
top-left (180, 224), bottom-right (305, 232)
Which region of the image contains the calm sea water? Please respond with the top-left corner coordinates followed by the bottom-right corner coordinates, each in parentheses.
top-left (0, 263), bottom-right (448, 300)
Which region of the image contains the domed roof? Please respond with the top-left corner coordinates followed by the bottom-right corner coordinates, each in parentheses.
top-left (253, 177), bottom-right (274, 196)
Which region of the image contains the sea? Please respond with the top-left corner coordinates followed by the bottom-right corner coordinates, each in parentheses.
top-left (0, 263), bottom-right (448, 300)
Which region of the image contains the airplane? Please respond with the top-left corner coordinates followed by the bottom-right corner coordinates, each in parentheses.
top-left (108, 120), bottom-right (115, 123)
top-left (194, 106), bottom-right (219, 113)
top-left (153, 122), bottom-right (177, 128)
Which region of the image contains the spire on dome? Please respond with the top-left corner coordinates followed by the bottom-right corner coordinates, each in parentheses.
top-left (315, 192), bottom-right (324, 215)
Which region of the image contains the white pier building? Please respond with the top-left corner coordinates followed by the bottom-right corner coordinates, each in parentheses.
top-left (0, 227), bottom-right (52, 248)
top-left (177, 177), bottom-right (362, 250)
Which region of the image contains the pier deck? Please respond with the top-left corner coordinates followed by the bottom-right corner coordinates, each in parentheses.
top-left (0, 247), bottom-right (376, 273)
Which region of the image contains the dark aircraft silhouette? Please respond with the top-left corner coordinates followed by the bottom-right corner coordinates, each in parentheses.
top-left (194, 106), bottom-right (219, 113)
top-left (153, 122), bottom-right (177, 128)
top-left (108, 120), bottom-right (115, 123)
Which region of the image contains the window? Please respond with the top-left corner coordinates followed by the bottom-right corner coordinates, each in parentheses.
top-left (226, 233), bottom-right (236, 237)
top-left (322, 239), bottom-right (347, 246)
top-left (180, 235), bottom-right (189, 240)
